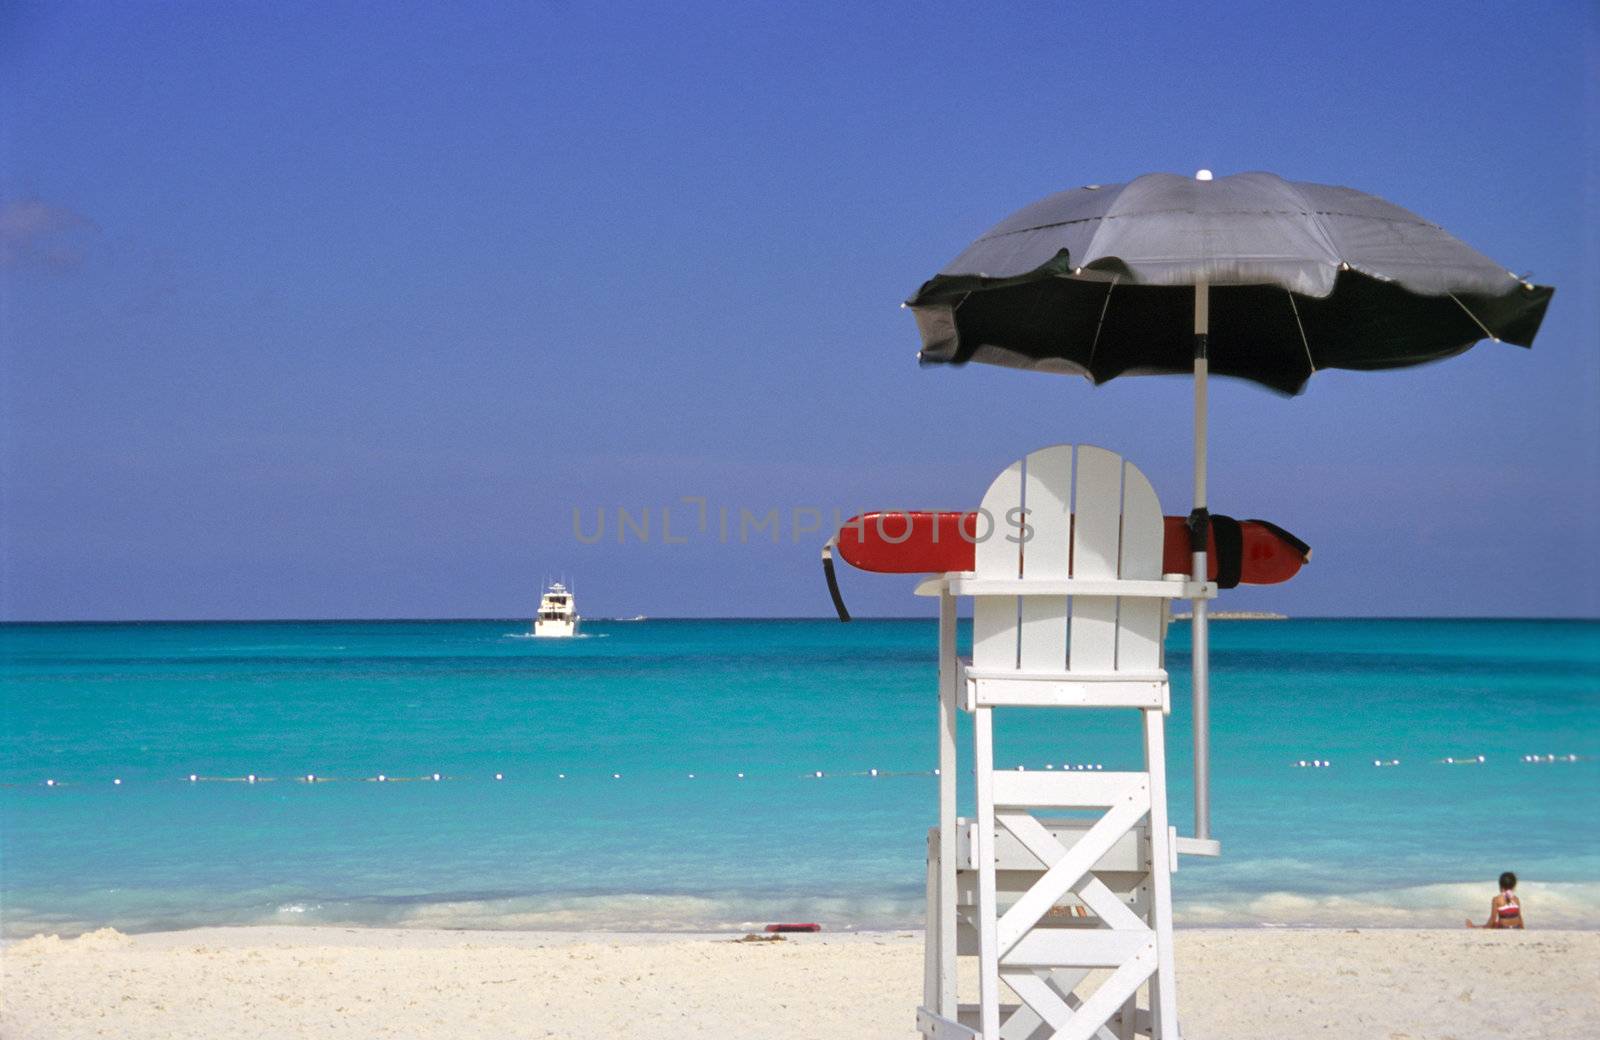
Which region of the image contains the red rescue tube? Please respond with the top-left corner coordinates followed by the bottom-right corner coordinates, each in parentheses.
top-left (835, 511), bottom-right (1308, 587)
top-left (837, 512), bottom-right (979, 574)
top-left (765, 923), bottom-right (822, 933)
top-left (1160, 516), bottom-right (1312, 587)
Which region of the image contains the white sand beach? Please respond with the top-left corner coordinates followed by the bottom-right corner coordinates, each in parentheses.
top-left (3, 926), bottom-right (1595, 1039)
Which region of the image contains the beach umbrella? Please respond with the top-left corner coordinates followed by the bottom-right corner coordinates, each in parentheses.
top-left (905, 169), bottom-right (1554, 840)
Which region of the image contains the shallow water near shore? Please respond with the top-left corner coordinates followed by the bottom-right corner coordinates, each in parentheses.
top-left (2, 618), bottom-right (1596, 937)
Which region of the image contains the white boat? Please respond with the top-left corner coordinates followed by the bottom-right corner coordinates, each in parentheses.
top-left (532, 582), bottom-right (579, 637)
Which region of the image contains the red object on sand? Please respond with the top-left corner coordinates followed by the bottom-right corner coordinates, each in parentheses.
top-left (765, 923), bottom-right (822, 933)
top-left (834, 511), bottom-right (1308, 587)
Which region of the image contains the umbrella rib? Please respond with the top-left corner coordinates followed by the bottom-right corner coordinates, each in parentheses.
top-left (1086, 274), bottom-right (1119, 370)
top-left (1447, 292), bottom-right (1500, 342)
top-left (1286, 290), bottom-right (1316, 373)
top-left (1388, 213), bottom-right (1501, 344)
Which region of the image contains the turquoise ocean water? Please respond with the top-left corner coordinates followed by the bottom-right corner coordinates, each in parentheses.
top-left (2, 618), bottom-right (1596, 937)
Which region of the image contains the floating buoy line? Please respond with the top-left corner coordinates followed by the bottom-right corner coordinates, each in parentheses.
top-left (7, 764), bottom-right (1100, 788)
top-left (5, 753), bottom-right (1587, 789)
top-left (1292, 753), bottom-right (1583, 769)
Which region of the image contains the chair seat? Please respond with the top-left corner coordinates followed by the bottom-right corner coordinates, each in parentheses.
top-left (963, 664), bottom-right (1169, 710)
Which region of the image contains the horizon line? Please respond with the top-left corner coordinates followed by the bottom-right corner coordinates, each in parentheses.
top-left (3, 614), bottom-right (1597, 626)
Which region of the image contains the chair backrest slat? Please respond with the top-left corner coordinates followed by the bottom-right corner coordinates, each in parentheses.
top-left (972, 459), bottom-right (1023, 671)
top-left (1067, 446), bottom-right (1123, 673)
top-left (1116, 462), bottom-right (1166, 672)
top-left (1018, 445), bottom-right (1073, 673)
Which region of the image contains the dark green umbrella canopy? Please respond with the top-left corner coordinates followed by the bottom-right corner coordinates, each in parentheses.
top-left (907, 172), bottom-right (1554, 394)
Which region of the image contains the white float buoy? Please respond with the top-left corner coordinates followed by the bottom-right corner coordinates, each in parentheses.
top-left (113, 778), bottom-right (122, 785)
top-left (814, 770), bottom-right (824, 779)
top-left (1196, 168), bottom-right (1214, 181)
top-left (247, 774), bottom-right (257, 784)
top-left (305, 773), bottom-right (316, 782)
top-left (736, 772), bottom-right (745, 779)
top-left (558, 773), bottom-right (566, 780)
top-left (612, 773), bottom-right (621, 780)
top-left (431, 773), bottom-right (441, 781)
top-left (688, 773), bottom-right (696, 779)
top-left (868, 768), bottom-right (879, 777)
top-left (932, 768), bottom-right (939, 776)
top-left (45, 779), bottom-right (56, 787)
top-left (494, 772), bottom-right (504, 781)
top-left (189, 774), bottom-right (198, 782)
top-left (377, 774), bottom-right (387, 782)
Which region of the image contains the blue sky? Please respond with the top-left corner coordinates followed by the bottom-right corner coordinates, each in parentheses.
top-left (2, 1), bottom-right (1595, 620)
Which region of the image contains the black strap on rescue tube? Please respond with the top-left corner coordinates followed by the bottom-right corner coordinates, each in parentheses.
top-left (822, 541), bottom-right (851, 622)
top-left (1210, 514), bottom-right (1244, 589)
top-left (1246, 518), bottom-right (1312, 561)
top-left (1185, 507), bottom-right (1211, 560)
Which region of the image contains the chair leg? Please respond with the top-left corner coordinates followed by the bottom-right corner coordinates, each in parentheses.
top-left (1143, 709), bottom-right (1181, 1039)
top-left (938, 589), bottom-right (959, 1019)
top-left (923, 828), bottom-right (939, 1012)
top-left (974, 705), bottom-right (1001, 1039)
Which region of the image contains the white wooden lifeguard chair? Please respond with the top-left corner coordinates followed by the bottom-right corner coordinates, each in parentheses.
top-left (915, 444), bottom-right (1218, 1040)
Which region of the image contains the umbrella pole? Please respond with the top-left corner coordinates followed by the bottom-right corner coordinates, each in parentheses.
top-left (1190, 281), bottom-right (1212, 841)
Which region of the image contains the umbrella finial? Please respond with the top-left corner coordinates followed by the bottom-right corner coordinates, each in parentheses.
top-left (1195, 169), bottom-right (1214, 182)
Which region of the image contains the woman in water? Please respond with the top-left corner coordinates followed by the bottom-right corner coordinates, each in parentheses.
top-left (1466, 871), bottom-right (1524, 929)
